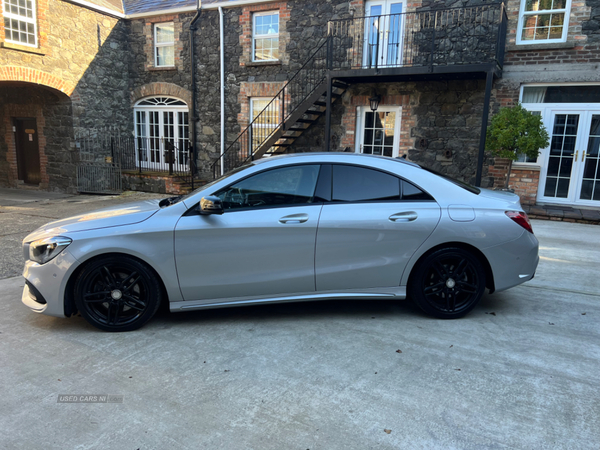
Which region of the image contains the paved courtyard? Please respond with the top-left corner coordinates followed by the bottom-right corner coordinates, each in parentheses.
top-left (0, 189), bottom-right (599, 449)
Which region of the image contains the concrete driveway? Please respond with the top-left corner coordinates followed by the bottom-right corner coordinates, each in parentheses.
top-left (0, 192), bottom-right (598, 449)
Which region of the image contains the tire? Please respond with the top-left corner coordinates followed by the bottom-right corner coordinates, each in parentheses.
top-left (409, 247), bottom-right (486, 319)
top-left (74, 255), bottom-right (162, 332)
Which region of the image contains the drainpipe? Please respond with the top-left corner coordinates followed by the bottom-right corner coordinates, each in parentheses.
top-left (189, 1), bottom-right (201, 182)
top-left (219, 6), bottom-right (225, 176)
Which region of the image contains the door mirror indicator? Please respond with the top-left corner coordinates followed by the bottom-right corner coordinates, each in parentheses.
top-left (200, 196), bottom-right (224, 215)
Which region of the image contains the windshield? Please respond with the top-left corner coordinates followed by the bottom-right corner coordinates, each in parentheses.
top-left (179, 163), bottom-right (255, 203)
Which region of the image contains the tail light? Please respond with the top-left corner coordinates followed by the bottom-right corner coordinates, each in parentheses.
top-left (505, 211), bottom-right (533, 234)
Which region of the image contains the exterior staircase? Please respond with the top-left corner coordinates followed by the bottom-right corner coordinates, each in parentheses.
top-left (211, 39), bottom-right (348, 179)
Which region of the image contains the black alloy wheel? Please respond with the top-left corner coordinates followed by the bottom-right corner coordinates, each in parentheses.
top-left (409, 248), bottom-right (486, 319)
top-left (74, 256), bottom-right (162, 332)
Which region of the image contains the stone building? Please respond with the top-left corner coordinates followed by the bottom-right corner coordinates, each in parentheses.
top-left (1, 0), bottom-right (599, 211)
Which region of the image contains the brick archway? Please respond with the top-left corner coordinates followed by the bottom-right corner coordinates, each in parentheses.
top-left (0, 66), bottom-right (75, 96)
top-left (131, 83), bottom-right (192, 106)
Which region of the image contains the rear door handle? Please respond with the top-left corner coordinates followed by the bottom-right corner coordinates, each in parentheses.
top-left (279, 213), bottom-right (309, 224)
top-left (389, 212), bottom-right (418, 222)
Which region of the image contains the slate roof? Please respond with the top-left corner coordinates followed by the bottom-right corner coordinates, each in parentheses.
top-left (122, 0), bottom-right (197, 15)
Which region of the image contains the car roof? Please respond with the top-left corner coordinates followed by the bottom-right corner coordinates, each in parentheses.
top-left (254, 152), bottom-right (422, 168)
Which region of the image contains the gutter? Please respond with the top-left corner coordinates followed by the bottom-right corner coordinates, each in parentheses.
top-left (190, 2), bottom-right (202, 181)
top-left (219, 6), bottom-right (225, 176)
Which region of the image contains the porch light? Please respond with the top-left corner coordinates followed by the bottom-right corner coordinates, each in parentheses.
top-left (369, 92), bottom-right (381, 112)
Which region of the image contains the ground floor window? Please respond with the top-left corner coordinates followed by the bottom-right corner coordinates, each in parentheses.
top-left (134, 97), bottom-right (189, 171)
top-left (355, 106), bottom-right (402, 157)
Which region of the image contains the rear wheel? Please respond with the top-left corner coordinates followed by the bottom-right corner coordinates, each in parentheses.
top-left (409, 248), bottom-right (485, 319)
top-left (74, 256), bottom-right (161, 332)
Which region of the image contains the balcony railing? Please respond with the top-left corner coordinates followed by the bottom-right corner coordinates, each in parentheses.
top-left (327, 3), bottom-right (507, 72)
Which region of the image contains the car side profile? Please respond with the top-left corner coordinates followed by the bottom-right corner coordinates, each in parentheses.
top-left (21, 153), bottom-right (539, 331)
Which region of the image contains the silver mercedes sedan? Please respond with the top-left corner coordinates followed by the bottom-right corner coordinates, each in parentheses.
top-left (21, 153), bottom-right (539, 332)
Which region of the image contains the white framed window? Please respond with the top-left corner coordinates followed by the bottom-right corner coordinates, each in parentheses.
top-left (517, 0), bottom-right (571, 45)
top-left (154, 22), bottom-right (175, 67)
top-left (3, 0), bottom-right (37, 47)
top-left (355, 106), bottom-right (402, 158)
top-left (134, 97), bottom-right (189, 169)
top-left (250, 97), bottom-right (280, 151)
top-left (253, 11), bottom-right (279, 61)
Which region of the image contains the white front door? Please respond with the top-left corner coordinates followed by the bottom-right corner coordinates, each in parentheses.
top-left (364, 0), bottom-right (404, 68)
top-left (355, 106), bottom-right (402, 158)
top-left (539, 110), bottom-right (600, 206)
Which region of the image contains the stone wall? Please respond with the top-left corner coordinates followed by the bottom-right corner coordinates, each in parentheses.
top-left (0, 1), bottom-right (132, 191)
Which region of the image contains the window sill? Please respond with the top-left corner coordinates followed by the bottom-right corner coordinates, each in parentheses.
top-left (507, 42), bottom-right (575, 52)
top-left (148, 66), bottom-right (177, 72)
top-left (512, 163), bottom-right (541, 171)
top-left (245, 60), bottom-right (282, 67)
top-left (0, 41), bottom-right (45, 55)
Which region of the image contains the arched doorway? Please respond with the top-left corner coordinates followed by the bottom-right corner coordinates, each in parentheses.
top-left (133, 96), bottom-right (190, 172)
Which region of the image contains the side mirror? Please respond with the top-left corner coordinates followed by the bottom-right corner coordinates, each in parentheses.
top-left (199, 196), bottom-right (224, 215)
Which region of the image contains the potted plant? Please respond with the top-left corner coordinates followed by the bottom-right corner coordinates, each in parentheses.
top-left (485, 104), bottom-right (549, 190)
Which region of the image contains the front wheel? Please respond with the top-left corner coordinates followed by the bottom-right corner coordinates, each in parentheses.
top-left (409, 248), bottom-right (485, 319)
top-left (74, 256), bottom-right (162, 332)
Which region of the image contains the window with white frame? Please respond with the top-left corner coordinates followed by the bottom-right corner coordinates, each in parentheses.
top-left (134, 97), bottom-right (189, 169)
top-left (517, 0), bottom-right (571, 44)
top-left (154, 22), bottom-right (174, 67)
top-left (253, 12), bottom-right (279, 61)
top-left (3, 0), bottom-right (37, 46)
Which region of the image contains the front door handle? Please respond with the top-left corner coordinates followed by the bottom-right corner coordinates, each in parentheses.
top-left (389, 212), bottom-right (418, 222)
top-left (279, 213), bottom-right (309, 224)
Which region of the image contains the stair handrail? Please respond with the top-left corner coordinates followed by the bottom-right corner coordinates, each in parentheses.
top-left (211, 37), bottom-right (331, 179)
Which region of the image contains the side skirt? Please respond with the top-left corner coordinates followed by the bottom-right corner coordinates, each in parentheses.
top-left (169, 286), bottom-right (407, 313)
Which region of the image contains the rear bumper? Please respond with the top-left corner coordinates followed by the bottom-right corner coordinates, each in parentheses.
top-left (484, 230), bottom-right (539, 293)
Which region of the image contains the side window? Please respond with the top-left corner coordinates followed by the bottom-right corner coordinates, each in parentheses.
top-left (216, 165), bottom-right (320, 210)
top-left (332, 165), bottom-right (400, 202)
top-left (401, 180), bottom-right (433, 201)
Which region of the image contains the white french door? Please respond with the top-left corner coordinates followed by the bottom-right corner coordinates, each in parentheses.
top-left (363, 0), bottom-right (404, 68)
top-left (134, 97), bottom-right (190, 171)
top-left (539, 110), bottom-right (600, 206)
top-left (355, 106), bottom-right (402, 157)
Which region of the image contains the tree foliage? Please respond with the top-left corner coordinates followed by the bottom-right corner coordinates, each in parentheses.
top-left (485, 104), bottom-right (549, 161)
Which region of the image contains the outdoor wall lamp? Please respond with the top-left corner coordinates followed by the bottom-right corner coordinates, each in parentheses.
top-left (369, 91), bottom-right (381, 112)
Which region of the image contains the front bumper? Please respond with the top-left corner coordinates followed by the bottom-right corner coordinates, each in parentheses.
top-left (22, 249), bottom-right (79, 318)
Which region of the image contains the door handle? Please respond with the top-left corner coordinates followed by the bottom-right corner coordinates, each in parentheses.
top-left (389, 212), bottom-right (418, 222)
top-left (279, 213), bottom-right (309, 224)
top-left (582, 152), bottom-right (589, 162)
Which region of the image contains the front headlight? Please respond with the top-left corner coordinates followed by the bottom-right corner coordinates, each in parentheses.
top-left (28, 236), bottom-right (72, 264)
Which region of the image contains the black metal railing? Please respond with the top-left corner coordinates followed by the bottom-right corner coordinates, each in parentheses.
top-left (76, 131), bottom-right (194, 184)
top-left (327, 3), bottom-right (508, 71)
top-left (211, 39), bottom-right (330, 178)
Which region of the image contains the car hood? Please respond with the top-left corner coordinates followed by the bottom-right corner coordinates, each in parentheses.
top-left (23, 199), bottom-right (162, 242)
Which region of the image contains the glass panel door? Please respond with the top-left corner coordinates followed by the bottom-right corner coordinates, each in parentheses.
top-left (578, 114), bottom-right (600, 202)
top-left (357, 107), bottom-right (400, 157)
top-left (364, 1), bottom-right (403, 68)
top-left (542, 113), bottom-right (580, 199)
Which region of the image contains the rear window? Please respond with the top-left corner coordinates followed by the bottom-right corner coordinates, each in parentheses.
top-left (421, 166), bottom-right (481, 195)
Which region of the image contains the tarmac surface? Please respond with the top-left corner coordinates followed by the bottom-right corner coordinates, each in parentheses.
top-left (0, 189), bottom-right (599, 449)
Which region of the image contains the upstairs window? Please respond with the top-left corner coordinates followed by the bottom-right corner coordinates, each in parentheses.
top-left (3, 0), bottom-right (37, 46)
top-left (517, 0), bottom-right (571, 44)
top-left (154, 22), bottom-right (174, 67)
top-left (253, 11), bottom-right (279, 61)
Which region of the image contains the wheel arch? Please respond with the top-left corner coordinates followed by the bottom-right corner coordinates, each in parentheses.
top-left (64, 252), bottom-right (170, 317)
top-left (406, 242), bottom-right (495, 294)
